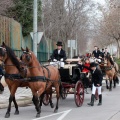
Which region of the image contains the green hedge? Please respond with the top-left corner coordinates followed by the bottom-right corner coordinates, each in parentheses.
top-left (115, 59), bottom-right (120, 65)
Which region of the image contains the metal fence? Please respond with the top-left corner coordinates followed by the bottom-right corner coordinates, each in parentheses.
top-left (0, 15), bottom-right (23, 49)
top-left (0, 15), bottom-right (55, 63)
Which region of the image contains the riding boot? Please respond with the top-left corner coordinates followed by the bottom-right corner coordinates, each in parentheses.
top-left (97, 94), bottom-right (102, 106)
top-left (87, 94), bottom-right (94, 106)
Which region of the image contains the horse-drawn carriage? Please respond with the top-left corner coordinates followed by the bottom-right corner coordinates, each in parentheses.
top-left (43, 58), bottom-right (92, 107)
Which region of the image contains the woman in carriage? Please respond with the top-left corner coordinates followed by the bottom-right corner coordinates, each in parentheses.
top-left (79, 58), bottom-right (91, 90)
top-left (82, 58), bottom-right (90, 74)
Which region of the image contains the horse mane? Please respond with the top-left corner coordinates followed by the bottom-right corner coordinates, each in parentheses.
top-left (3, 45), bottom-right (21, 71)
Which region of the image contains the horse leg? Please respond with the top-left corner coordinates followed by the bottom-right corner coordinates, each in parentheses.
top-left (36, 87), bottom-right (46, 118)
top-left (109, 80), bottom-right (112, 91)
top-left (54, 85), bottom-right (60, 113)
top-left (5, 95), bottom-right (13, 118)
top-left (39, 93), bottom-right (44, 112)
top-left (13, 96), bottom-right (19, 115)
top-left (49, 92), bottom-right (54, 108)
top-left (113, 79), bottom-right (116, 88)
top-left (32, 94), bottom-right (41, 118)
top-left (5, 86), bottom-right (18, 118)
top-left (106, 80), bottom-right (109, 89)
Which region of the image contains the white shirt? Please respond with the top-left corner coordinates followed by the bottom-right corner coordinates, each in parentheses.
top-left (58, 50), bottom-right (61, 54)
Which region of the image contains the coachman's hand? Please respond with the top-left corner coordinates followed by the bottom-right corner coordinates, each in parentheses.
top-left (53, 59), bottom-right (57, 62)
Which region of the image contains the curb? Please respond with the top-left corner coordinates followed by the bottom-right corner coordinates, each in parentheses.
top-left (0, 98), bottom-right (32, 109)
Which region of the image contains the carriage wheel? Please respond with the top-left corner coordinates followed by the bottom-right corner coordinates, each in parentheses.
top-left (43, 94), bottom-right (50, 106)
top-left (61, 88), bottom-right (68, 99)
top-left (74, 81), bottom-right (84, 107)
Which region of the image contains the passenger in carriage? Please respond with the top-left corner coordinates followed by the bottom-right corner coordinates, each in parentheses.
top-left (50, 41), bottom-right (67, 68)
top-left (82, 58), bottom-right (90, 73)
top-left (82, 58), bottom-right (91, 91)
top-left (78, 62), bottom-right (103, 106)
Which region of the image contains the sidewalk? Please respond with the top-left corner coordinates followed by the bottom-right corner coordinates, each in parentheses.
top-left (0, 87), bottom-right (32, 109)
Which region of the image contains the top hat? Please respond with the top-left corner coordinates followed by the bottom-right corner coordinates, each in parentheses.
top-left (56, 41), bottom-right (63, 46)
top-left (90, 62), bottom-right (97, 67)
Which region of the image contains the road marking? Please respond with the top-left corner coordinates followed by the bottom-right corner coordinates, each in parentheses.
top-left (57, 109), bottom-right (71, 120)
top-left (32, 109), bottom-right (72, 120)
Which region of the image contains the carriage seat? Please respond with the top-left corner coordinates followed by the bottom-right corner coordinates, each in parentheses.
top-left (64, 64), bottom-right (77, 75)
top-left (59, 68), bottom-right (72, 83)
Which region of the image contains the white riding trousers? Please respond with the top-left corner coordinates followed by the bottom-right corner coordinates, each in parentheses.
top-left (92, 84), bottom-right (102, 95)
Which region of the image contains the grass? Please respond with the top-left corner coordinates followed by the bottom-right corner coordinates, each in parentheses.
top-left (115, 58), bottom-right (120, 65)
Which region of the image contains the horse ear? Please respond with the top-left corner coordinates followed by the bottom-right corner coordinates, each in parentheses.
top-left (21, 47), bottom-right (25, 51)
top-left (26, 47), bottom-right (29, 52)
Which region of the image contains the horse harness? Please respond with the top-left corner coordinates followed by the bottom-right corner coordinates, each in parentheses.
top-left (4, 64), bottom-right (60, 83)
top-left (104, 65), bottom-right (113, 71)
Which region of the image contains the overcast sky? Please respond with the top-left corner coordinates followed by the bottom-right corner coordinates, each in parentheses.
top-left (92, 0), bottom-right (106, 5)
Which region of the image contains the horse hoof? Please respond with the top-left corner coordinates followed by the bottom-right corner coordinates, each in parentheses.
top-left (113, 86), bottom-right (116, 88)
top-left (36, 113), bottom-right (40, 118)
top-left (5, 113), bottom-right (10, 118)
top-left (106, 86), bottom-right (109, 89)
top-left (54, 109), bottom-right (58, 113)
top-left (50, 103), bottom-right (54, 108)
top-left (14, 110), bottom-right (19, 115)
top-left (109, 89), bottom-right (112, 91)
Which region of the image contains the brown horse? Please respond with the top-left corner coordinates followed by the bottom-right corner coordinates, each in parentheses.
top-left (21, 47), bottom-right (61, 117)
top-left (0, 42), bottom-right (29, 118)
top-left (102, 55), bottom-right (119, 91)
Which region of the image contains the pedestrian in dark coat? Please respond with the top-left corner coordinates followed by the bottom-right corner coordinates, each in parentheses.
top-left (78, 62), bottom-right (103, 106)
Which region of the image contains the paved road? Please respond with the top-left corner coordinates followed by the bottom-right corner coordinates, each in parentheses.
top-left (0, 84), bottom-right (120, 120)
top-left (0, 87), bottom-right (32, 109)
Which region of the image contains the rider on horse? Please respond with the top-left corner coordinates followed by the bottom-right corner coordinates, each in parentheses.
top-left (104, 48), bottom-right (114, 65)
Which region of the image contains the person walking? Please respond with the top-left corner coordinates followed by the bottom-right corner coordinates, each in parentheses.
top-left (78, 62), bottom-right (103, 106)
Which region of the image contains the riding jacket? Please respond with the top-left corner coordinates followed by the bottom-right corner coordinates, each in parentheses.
top-left (51, 49), bottom-right (67, 61)
top-left (92, 50), bottom-right (101, 58)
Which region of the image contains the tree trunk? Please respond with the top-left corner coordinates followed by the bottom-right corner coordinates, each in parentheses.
top-left (116, 40), bottom-right (120, 59)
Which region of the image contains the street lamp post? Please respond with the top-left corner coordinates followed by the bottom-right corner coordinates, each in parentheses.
top-left (33, 0), bottom-right (38, 57)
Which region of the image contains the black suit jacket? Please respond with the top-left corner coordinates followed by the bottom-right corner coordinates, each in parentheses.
top-left (92, 50), bottom-right (101, 58)
top-left (51, 49), bottom-right (67, 61)
top-left (78, 64), bottom-right (103, 86)
top-left (91, 68), bottom-right (103, 86)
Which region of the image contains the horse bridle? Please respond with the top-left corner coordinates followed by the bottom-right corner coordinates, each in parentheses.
top-left (21, 51), bottom-right (42, 69)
